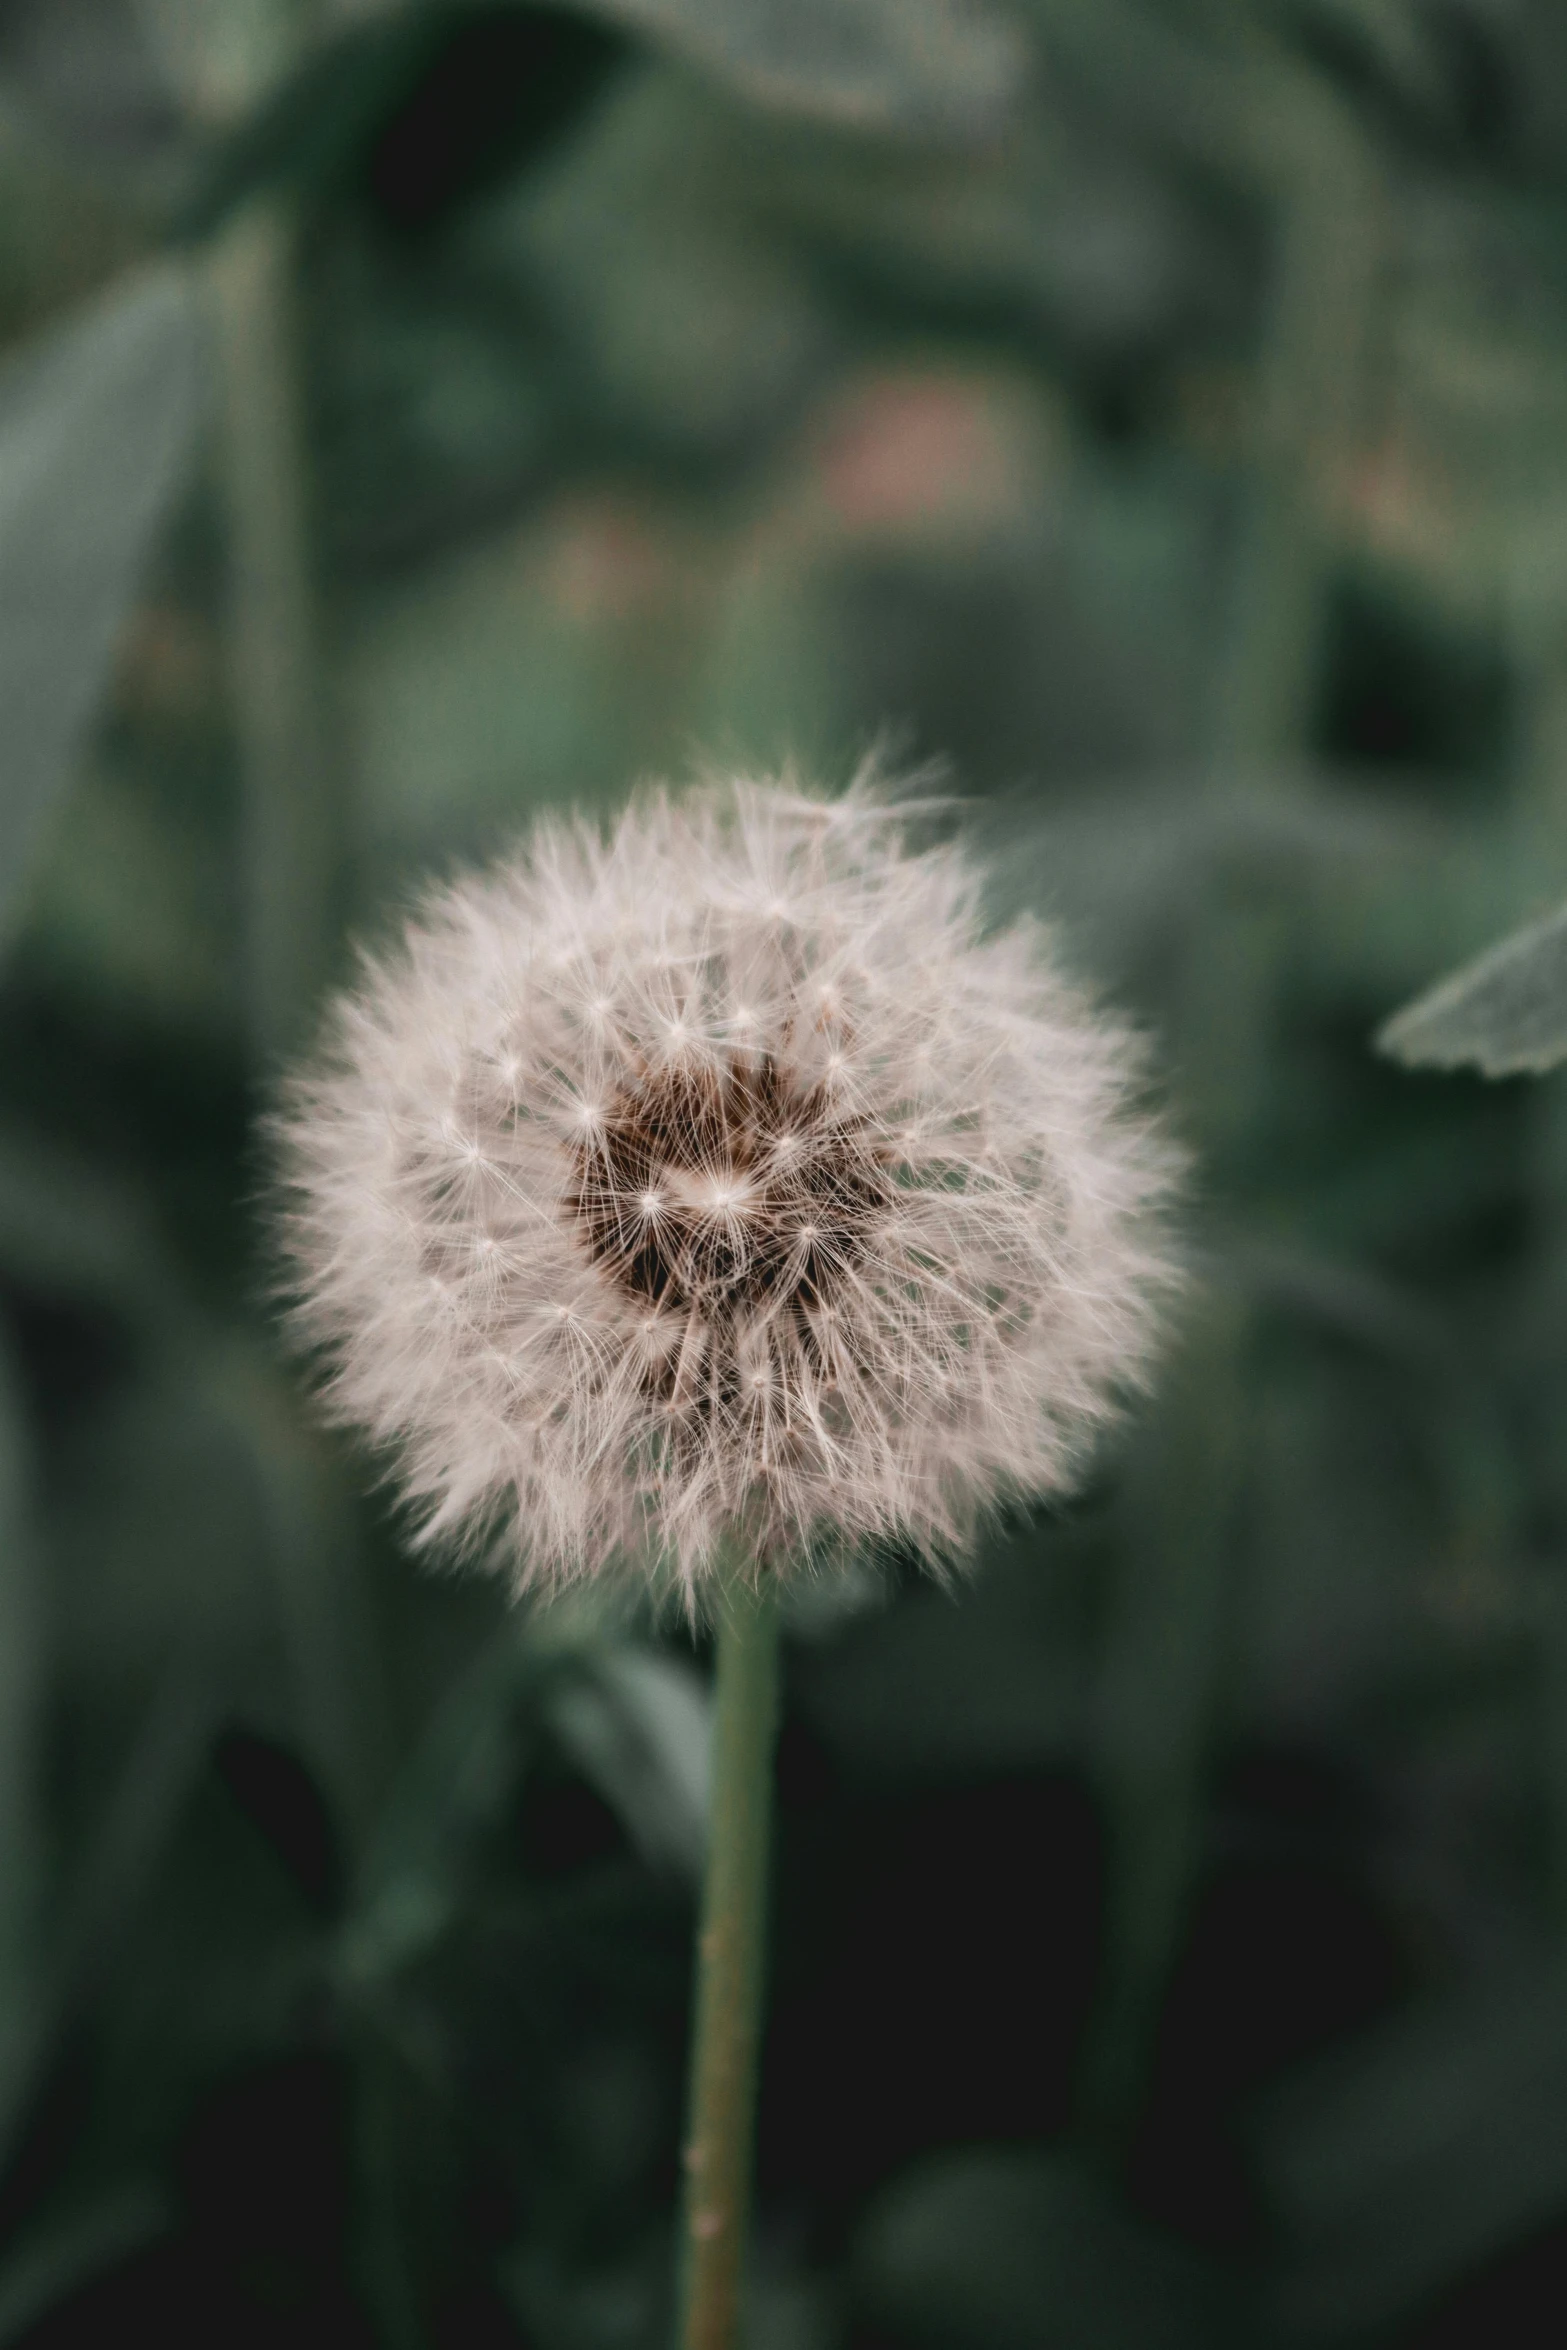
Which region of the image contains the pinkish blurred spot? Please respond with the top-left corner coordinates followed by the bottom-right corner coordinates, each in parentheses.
top-left (814, 373), bottom-right (1013, 533)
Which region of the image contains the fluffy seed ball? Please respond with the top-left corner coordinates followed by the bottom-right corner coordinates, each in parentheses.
top-left (275, 773), bottom-right (1180, 1604)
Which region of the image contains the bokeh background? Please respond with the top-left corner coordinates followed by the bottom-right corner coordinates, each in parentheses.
top-left (5, 1), bottom-right (1567, 2343)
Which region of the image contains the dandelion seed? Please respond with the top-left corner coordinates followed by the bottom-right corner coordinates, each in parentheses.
top-left (273, 769), bottom-right (1181, 1602)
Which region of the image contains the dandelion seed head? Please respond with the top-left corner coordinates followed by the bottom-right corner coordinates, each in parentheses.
top-left (273, 769), bottom-right (1182, 1604)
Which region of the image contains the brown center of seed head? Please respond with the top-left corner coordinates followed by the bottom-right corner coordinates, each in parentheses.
top-left (567, 1053), bottom-right (892, 1328)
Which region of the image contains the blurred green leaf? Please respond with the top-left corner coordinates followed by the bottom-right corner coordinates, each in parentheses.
top-left (975, 773), bottom-right (1454, 967)
top-left (186, 0), bottom-right (1026, 237)
top-left (0, 2181), bottom-right (171, 2348)
top-left (854, 2146), bottom-right (1230, 2350)
top-left (340, 1617), bottom-right (707, 1987)
top-left (492, 74), bottom-right (832, 460)
top-left (1255, 0), bottom-right (1484, 146)
top-left (545, 1647), bottom-right (710, 1880)
top-left (206, 1340), bottom-right (392, 1849)
top-left (0, 0), bottom-right (181, 167)
top-left (1259, 1959), bottom-right (1567, 2337)
top-left (0, 1664), bottom-right (219, 2176)
top-left (0, 1131), bottom-right (385, 1842)
top-left (338, 1619), bottom-right (549, 1986)
top-left (1377, 899), bottom-right (1567, 1076)
top-left (610, 0), bottom-right (1026, 138)
top-left (0, 261), bottom-right (206, 955)
top-left (181, 4), bottom-right (628, 235)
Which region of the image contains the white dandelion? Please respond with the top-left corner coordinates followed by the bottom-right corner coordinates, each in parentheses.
top-left (274, 768), bottom-right (1181, 1607)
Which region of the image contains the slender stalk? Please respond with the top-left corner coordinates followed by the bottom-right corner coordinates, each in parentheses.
top-left (0, 1329), bottom-right (41, 2159)
top-left (209, 196), bottom-right (342, 1066)
top-left (1509, 612), bottom-right (1567, 1924)
top-left (677, 1580), bottom-right (782, 2350)
top-left (145, 0), bottom-right (336, 1064)
top-left (1209, 125), bottom-right (1383, 767)
top-left (1084, 87), bottom-right (1384, 2148)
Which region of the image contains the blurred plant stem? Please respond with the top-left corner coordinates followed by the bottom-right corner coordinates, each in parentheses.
top-left (677, 1579), bottom-right (781, 2350)
top-left (1081, 1284), bottom-right (1252, 2145)
top-left (153, 0), bottom-right (340, 1065)
top-left (1087, 100), bottom-right (1383, 2149)
top-left (1210, 119), bottom-right (1385, 770)
top-left (0, 1332), bottom-right (40, 2156)
top-left (1507, 605), bottom-right (1567, 1924)
top-left (1191, 104), bottom-right (1385, 1158)
top-left (210, 197), bottom-right (343, 1066)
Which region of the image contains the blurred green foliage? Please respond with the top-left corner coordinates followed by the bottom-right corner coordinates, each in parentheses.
top-left (8, 1), bottom-right (1567, 2344)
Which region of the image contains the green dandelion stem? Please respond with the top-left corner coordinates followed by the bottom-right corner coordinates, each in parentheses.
top-left (677, 1579), bottom-right (782, 2350)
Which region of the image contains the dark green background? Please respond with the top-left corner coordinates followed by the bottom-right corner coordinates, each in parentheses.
top-left (5, 2), bottom-right (1567, 2343)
